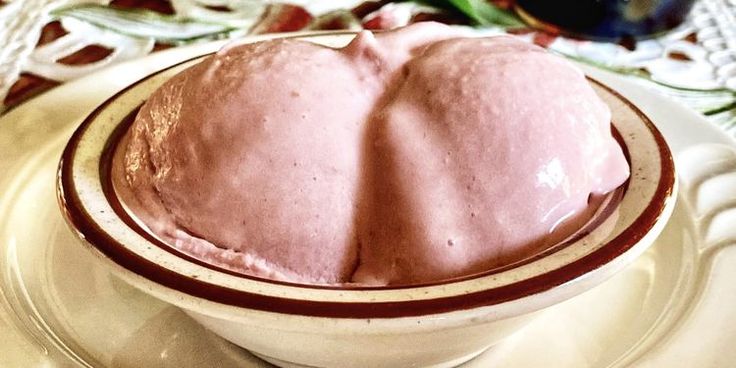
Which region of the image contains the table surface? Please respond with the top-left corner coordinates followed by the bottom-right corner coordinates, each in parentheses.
top-left (1, 0), bottom-right (736, 138)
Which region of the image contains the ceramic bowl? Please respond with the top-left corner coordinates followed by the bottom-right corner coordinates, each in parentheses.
top-left (57, 34), bottom-right (676, 368)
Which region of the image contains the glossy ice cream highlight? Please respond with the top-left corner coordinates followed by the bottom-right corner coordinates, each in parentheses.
top-left (113, 23), bottom-right (630, 286)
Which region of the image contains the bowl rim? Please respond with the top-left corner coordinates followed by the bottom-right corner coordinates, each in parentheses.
top-left (57, 33), bottom-right (676, 318)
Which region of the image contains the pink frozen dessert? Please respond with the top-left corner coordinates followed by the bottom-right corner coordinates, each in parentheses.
top-left (113, 22), bottom-right (630, 286)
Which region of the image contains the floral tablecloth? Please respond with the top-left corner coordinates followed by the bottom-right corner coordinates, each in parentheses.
top-left (2, 0), bottom-right (735, 137)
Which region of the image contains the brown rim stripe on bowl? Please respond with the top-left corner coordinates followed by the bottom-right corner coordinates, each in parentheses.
top-left (57, 41), bottom-right (675, 319)
top-left (99, 104), bottom-right (628, 291)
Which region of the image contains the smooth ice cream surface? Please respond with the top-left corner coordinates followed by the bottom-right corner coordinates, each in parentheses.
top-left (114, 23), bottom-right (630, 286)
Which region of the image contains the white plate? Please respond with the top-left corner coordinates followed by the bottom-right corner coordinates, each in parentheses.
top-left (1, 33), bottom-right (736, 368)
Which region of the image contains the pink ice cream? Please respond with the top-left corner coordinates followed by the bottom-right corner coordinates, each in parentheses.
top-left (114, 23), bottom-right (629, 286)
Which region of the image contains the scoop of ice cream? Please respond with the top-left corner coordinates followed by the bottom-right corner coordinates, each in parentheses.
top-left (116, 23), bottom-right (629, 286)
top-left (351, 36), bottom-right (629, 284)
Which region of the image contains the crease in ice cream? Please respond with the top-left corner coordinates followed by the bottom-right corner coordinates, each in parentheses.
top-left (112, 22), bottom-right (630, 286)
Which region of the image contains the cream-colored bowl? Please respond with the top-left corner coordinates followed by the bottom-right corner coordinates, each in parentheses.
top-left (57, 34), bottom-right (676, 368)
